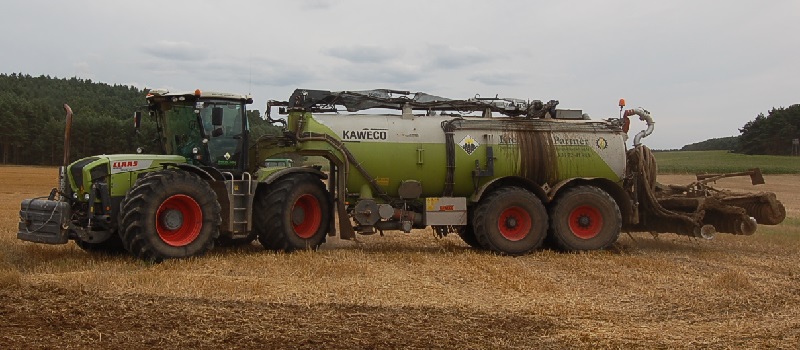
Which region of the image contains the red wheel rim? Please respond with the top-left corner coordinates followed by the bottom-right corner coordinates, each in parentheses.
top-left (568, 205), bottom-right (603, 239)
top-left (497, 206), bottom-right (532, 241)
top-left (156, 194), bottom-right (203, 247)
top-left (292, 194), bottom-right (322, 239)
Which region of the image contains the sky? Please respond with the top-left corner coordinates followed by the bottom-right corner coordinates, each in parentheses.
top-left (1, 0), bottom-right (798, 150)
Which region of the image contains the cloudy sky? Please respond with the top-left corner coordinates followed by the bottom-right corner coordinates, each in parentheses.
top-left (2, 0), bottom-right (798, 149)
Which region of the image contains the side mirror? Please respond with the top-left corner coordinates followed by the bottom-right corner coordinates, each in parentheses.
top-left (134, 111), bottom-right (142, 130)
top-left (212, 107), bottom-right (224, 126)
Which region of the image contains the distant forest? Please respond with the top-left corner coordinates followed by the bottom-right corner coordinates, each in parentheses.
top-left (0, 73), bottom-right (797, 165)
top-left (0, 73), bottom-right (274, 165)
top-left (735, 105), bottom-right (800, 155)
top-left (681, 136), bottom-right (739, 151)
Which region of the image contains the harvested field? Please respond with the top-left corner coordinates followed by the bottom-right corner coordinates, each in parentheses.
top-left (1, 166), bottom-right (799, 349)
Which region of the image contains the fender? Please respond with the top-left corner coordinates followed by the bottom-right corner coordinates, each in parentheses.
top-left (471, 176), bottom-right (548, 204)
top-left (260, 166), bottom-right (328, 185)
top-left (162, 163), bottom-right (225, 181)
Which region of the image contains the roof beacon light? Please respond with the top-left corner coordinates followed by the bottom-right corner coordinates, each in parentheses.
top-left (194, 89), bottom-right (202, 97)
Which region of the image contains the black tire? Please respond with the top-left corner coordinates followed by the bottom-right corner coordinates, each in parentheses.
top-left (458, 225), bottom-right (482, 249)
top-left (473, 187), bottom-right (548, 255)
top-left (119, 170), bottom-right (221, 262)
top-left (255, 174), bottom-right (330, 252)
top-left (548, 185), bottom-right (621, 251)
top-left (74, 232), bottom-right (126, 255)
top-left (458, 207), bottom-right (482, 249)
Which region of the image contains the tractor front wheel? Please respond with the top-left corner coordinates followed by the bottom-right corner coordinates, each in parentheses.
top-left (120, 170), bottom-right (221, 262)
top-left (254, 174), bottom-right (330, 252)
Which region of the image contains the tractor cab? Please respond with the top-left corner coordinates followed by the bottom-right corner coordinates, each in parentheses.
top-left (143, 89), bottom-right (253, 175)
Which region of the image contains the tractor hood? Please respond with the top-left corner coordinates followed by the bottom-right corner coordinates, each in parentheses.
top-left (67, 154), bottom-right (187, 198)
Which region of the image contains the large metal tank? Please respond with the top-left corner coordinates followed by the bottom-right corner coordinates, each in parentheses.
top-left (294, 112), bottom-right (627, 199)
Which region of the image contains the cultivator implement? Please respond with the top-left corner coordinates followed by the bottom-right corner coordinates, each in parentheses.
top-left (626, 146), bottom-right (786, 239)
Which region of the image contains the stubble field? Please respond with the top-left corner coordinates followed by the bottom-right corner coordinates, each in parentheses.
top-left (0, 166), bottom-right (798, 349)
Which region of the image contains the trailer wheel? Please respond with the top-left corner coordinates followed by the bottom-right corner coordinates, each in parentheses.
top-left (120, 170), bottom-right (221, 262)
top-left (473, 187), bottom-right (548, 255)
top-left (254, 174), bottom-right (330, 252)
top-left (548, 186), bottom-right (621, 251)
top-left (458, 207), bottom-right (482, 249)
top-left (458, 225), bottom-right (483, 249)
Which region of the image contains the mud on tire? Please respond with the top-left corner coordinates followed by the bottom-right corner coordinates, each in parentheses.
top-left (119, 170), bottom-right (221, 262)
top-left (254, 174), bottom-right (330, 252)
top-left (548, 185), bottom-right (621, 251)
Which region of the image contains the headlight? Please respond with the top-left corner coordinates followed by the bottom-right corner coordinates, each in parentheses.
top-left (84, 193), bottom-right (90, 200)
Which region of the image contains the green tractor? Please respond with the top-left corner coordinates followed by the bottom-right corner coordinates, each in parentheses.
top-left (18, 89), bottom-right (330, 262)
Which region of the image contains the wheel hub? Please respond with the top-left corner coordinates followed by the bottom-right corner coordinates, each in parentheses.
top-left (498, 206), bottom-right (532, 242)
top-left (292, 206), bottom-right (306, 226)
top-left (577, 215), bottom-right (591, 228)
top-left (160, 209), bottom-right (184, 230)
top-left (568, 205), bottom-right (604, 240)
top-left (505, 216), bottom-right (518, 229)
top-left (155, 194), bottom-right (203, 247)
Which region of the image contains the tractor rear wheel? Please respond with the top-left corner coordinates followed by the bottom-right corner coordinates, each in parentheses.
top-left (473, 186), bottom-right (548, 255)
top-left (254, 174), bottom-right (330, 252)
top-left (548, 185), bottom-right (621, 251)
top-left (120, 170), bottom-right (221, 262)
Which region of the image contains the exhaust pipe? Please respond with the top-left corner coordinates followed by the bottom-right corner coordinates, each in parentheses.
top-left (53, 104), bottom-right (74, 200)
top-left (62, 104), bottom-right (73, 167)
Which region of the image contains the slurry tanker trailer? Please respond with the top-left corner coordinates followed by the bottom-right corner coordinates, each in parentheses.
top-left (18, 88), bottom-right (786, 261)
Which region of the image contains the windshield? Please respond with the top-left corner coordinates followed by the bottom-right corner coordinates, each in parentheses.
top-left (158, 99), bottom-right (246, 169)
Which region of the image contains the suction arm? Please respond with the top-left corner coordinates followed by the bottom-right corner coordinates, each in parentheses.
top-left (624, 107), bottom-right (654, 146)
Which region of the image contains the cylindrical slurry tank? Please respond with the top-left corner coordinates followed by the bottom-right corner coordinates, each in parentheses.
top-left (292, 111), bottom-right (627, 199)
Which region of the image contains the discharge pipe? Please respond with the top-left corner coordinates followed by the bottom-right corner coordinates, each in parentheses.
top-left (624, 107), bottom-right (654, 146)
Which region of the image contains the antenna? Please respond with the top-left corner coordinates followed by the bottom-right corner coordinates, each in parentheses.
top-left (248, 53), bottom-right (252, 95)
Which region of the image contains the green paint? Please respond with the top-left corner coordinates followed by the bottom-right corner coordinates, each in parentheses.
top-left (280, 111), bottom-right (624, 202)
top-left (554, 145), bottom-right (621, 181)
top-left (68, 154), bottom-right (186, 199)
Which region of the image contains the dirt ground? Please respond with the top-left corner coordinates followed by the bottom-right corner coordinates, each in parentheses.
top-left (1, 166), bottom-right (799, 349)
